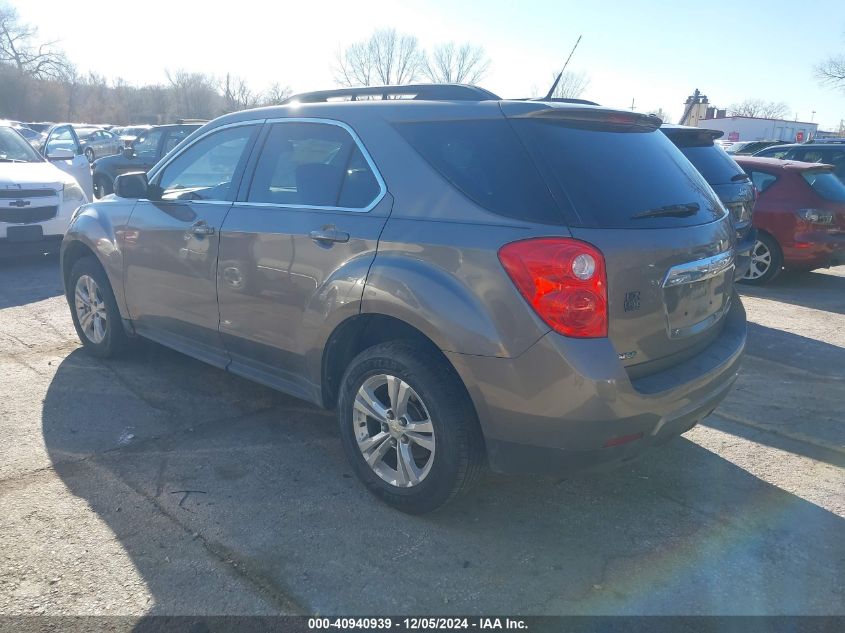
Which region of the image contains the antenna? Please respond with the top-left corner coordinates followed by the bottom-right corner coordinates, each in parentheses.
top-left (544, 35), bottom-right (582, 101)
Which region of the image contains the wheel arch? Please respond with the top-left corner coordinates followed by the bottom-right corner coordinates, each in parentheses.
top-left (320, 313), bottom-right (474, 415)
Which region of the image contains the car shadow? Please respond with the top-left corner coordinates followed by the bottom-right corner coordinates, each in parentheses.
top-left (746, 321), bottom-right (845, 379)
top-left (41, 348), bottom-right (845, 616)
top-left (739, 269), bottom-right (845, 316)
top-left (0, 253), bottom-right (64, 309)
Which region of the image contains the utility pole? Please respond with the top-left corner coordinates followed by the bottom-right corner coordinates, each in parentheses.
top-left (630, 98), bottom-right (636, 111)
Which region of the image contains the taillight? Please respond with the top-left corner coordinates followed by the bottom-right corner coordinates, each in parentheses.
top-left (498, 237), bottom-right (608, 338)
top-left (796, 208), bottom-right (834, 225)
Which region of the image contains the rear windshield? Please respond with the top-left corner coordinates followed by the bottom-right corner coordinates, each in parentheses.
top-left (397, 118), bottom-right (727, 228)
top-left (512, 119), bottom-right (726, 228)
top-left (662, 134), bottom-right (748, 185)
top-left (802, 170), bottom-right (845, 202)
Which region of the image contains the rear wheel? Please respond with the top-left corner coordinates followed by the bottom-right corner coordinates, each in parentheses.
top-left (337, 341), bottom-right (484, 514)
top-left (67, 256), bottom-right (128, 357)
top-left (741, 233), bottom-right (782, 285)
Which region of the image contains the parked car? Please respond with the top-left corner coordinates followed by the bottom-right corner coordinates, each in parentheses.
top-left (61, 85), bottom-right (746, 513)
top-left (74, 126), bottom-right (122, 163)
top-left (753, 143), bottom-right (845, 182)
top-left (91, 124), bottom-right (200, 198)
top-left (724, 140), bottom-right (785, 156)
top-left (0, 124), bottom-right (88, 256)
top-left (734, 156), bottom-right (845, 284)
top-left (661, 124), bottom-right (756, 280)
top-left (24, 122), bottom-right (54, 134)
top-left (0, 120), bottom-right (45, 150)
top-left (113, 125), bottom-right (153, 149)
top-left (39, 124), bottom-right (95, 201)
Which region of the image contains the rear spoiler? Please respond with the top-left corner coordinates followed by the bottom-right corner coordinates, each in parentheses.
top-left (502, 102), bottom-right (662, 132)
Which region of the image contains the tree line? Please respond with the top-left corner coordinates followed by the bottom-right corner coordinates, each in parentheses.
top-left (5, 0), bottom-right (841, 127)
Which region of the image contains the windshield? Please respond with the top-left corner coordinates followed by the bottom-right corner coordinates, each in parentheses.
top-left (0, 126), bottom-right (43, 162)
top-left (802, 170), bottom-right (845, 202)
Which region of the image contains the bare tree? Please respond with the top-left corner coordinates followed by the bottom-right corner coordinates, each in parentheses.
top-left (424, 42), bottom-right (490, 84)
top-left (551, 70), bottom-right (590, 99)
top-left (165, 69), bottom-right (221, 119)
top-left (261, 82), bottom-right (292, 106)
top-left (0, 3), bottom-right (71, 79)
top-left (221, 73), bottom-right (259, 113)
top-left (816, 53), bottom-right (845, 91)
top-left (335, 28), bottom-right (424, 86)
top-left (728, 98), bottom-right (790, 119)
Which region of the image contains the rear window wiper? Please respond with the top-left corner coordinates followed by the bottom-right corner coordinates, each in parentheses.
top-left (631, 203), bottom-right (700, 219)
top-left (731, 173), bottom-right (750, 182)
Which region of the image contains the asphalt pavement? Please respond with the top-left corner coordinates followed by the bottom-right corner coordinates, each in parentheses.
top-left (0, 255), bottom-right (843, 615)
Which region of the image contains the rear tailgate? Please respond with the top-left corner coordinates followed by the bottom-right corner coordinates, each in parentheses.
top-left (505, 102), bottom-right (737, 375)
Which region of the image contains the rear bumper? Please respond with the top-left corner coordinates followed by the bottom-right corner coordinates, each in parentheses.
top-left (446, 295), bottom-right (746, 475)
top-left (783, 232), bottom-right (845, 269)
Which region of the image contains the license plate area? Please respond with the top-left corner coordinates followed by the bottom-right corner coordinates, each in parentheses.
top-left (6, 225), bottom-right (44, 242)
top-left (663, 251), bottom-right (734, 339)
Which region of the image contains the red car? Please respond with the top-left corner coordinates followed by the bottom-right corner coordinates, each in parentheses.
top-left (734, 156), bottom-right (845, 284)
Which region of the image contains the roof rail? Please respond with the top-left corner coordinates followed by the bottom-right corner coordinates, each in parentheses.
top-left (282, 84), bottom-right (501, 104)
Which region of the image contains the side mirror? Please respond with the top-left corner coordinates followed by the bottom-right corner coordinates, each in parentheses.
top-left (122, 146), bottom-right (135, 159)
top-left (47, 148), bottom-right (75, 161)
top-left (114, 172), bottom-right (149, 199)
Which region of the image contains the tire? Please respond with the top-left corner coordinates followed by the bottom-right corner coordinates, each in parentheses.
top-left (67, 256), bottom-right (128, 358)
top-left (93, 174), bottom-right (113, 199)
top-left (337, 341), bottom-right (485, 514)
top-left (85, 147), bottom-right (95, 163)
top-left (740, 232), bottom-right (783, 285)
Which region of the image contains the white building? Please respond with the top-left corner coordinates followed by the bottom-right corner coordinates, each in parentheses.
top-left (697, 113), bottom-right (818, 143)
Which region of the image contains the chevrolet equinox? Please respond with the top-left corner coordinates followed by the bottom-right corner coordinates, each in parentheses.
top-left (61, 84), bottom-right (746, 513)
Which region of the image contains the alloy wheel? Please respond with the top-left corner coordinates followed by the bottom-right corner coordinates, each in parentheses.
top-left (745, 239), bottom-right (772, 280)
top-left (74, 274), bottom-right (108, 344)
top-left (352, 374), bottom-right (436, 488)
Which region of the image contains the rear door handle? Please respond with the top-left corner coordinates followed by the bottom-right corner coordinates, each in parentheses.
top-left (191, 222), bottom-right (215, 236)
top-left (309, 228), bottom-right (350, 244)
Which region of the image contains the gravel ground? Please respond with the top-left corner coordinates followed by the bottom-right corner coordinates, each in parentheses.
top-left (0, 255), bottom-right (843, 616)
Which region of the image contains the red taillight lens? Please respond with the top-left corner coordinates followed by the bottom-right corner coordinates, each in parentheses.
top-left (498, 237), bottom-right (608, 338)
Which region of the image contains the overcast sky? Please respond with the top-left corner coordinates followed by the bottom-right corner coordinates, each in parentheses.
top-left (13, 0), bottom-right (845, 129)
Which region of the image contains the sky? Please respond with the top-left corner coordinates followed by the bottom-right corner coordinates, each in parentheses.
top-left (12, 0), bottom-right (845, 129)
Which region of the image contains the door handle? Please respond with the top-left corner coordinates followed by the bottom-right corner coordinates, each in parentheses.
top-left (190, 222), bottom-right (215, 236)
top-left (309, 228), bottom-right (350, 244)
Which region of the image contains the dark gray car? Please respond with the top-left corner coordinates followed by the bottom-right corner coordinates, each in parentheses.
top-left (60, 85), bottom-right (746, 513)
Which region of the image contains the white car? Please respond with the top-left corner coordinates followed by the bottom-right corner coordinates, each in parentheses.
top-left (0, 125), bottom-right (88, 256)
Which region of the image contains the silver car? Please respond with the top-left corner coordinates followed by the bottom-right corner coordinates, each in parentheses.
top-left (75, 127), bottom-right (122, 163)
top-left (61, 85), bottom-right (746, 513)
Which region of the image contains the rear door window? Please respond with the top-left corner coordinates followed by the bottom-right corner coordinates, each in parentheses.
top-left (247, 121), bottom-right (382, 210)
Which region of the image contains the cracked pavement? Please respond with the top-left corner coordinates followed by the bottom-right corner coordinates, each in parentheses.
top-left (0, 255), bottom-right (843, 615)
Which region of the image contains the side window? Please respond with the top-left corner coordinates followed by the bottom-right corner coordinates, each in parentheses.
top-left (156, 125), bottom-right (255, 202)
top-left (247, 122), bottom-right (381, 209)
top-left (748, 170), bottom-right (777, 193)
top-left (133, 129), bottom-right (164, 158)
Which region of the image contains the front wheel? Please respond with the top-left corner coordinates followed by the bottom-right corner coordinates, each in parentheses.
top-left (741, 233), bottom-right (783, 285)
top-left (337, 341), bottom-right (484, 514)
top-left (67, 256), bottom-right (128, 357)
